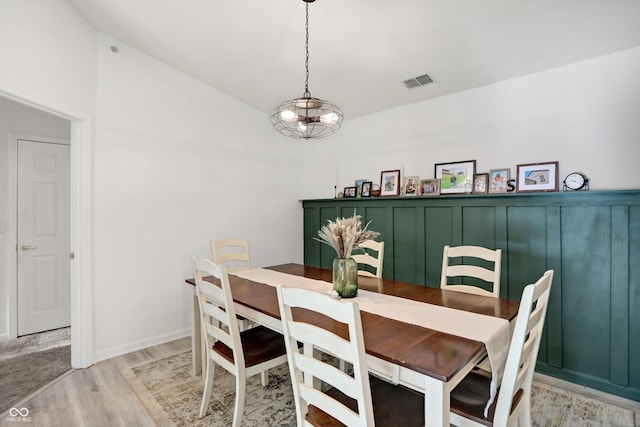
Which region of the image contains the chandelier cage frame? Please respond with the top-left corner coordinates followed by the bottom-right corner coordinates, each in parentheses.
top-left (270, 0), bottom-right (343, 140)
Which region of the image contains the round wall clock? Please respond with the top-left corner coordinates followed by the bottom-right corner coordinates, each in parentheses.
top-left (563, 172), bottom-right (589, 191)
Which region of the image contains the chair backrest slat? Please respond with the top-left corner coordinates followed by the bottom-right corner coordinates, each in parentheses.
top-left (300, 384), bottom-right (361, 426)
top-left (444, 264), bottom-right (497, 284)
top-left (287, 322), bottom-right (356, 364)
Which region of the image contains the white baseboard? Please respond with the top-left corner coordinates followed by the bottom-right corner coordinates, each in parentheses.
top-left (93, 328), bottom-right (191, 364)
top-left (534, 372), bottom-right (640, 413)
top-left (0, 333), bottom-right (8, 342)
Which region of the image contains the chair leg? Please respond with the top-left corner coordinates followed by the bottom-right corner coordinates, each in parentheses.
top-left (199, 359), bottom-right (215, 418)
top-left (518, 399), bottom-right (532, 427)
top-left (261, 370), bottom-right (268, 386)
top-left (232, 375), bottom-right (246, 427)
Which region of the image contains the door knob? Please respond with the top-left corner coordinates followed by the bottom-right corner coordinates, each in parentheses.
top-left (21, 244), bottom-right (38, 250)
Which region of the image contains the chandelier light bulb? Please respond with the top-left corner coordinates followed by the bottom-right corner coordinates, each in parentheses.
top-left (320, 112), bottom-right (340, 124)
top-left (280, 110), bottom-right (298, 121)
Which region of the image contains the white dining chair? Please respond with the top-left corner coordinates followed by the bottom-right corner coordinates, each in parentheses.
top-left (276, 285), bottom-right (424, 426)
top-left (192, 257), bottom-right (288, 426)
top-left (211, 238), bottom-right (251, 272)
top-left (449, 270), bottom-right (554, 427)
top-left (353, 240), bottom-right (385, 278)
top-left (211, 237), bottom-right (254, 331)
top-left (440, 245), bottom-right (502, 298)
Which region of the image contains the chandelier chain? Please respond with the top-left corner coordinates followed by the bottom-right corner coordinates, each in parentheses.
top-left (304, 3), bottom-right (310, 98)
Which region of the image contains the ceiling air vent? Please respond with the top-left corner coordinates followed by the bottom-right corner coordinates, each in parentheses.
top-left (403, 73), bottom-right (434, 89)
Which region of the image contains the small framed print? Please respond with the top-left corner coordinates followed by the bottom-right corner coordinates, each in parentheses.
top-left (343, 186), bottom-right (357, 198)
top-left (435, 160), bottom-right (476, 194)
top-left (517, 161), bottom-right (559, 192)
top-left (420, 179), bottom-right (440, 196)
top-left (474, 173), bottom-right (488, 194)
top-left (403, 176), bottom-right (419, 196)
top-left (361, 181), bottom-right (372, 197)
top-left (488, 169), bottom-right (510, 194)
top-left (380, 169), bottom-right (401, 197)
top-left (355, 179), bottom-right (367, 197)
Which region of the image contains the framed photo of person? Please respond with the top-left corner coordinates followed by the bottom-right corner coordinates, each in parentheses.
top-left (403, 176), bottom-right (419, 196)
top-left (343, 186), bottom-right (357, 198)
top-left (419, 179), bottom-right (440, 196)
top-left (488, 169), bottom-right (510, 194)
top-left (379, 169), bottom-right (401, 197)
top-left (434, 160), bottom-right (476, 194)
top-left (361, 181), bottom-right (373, 197)
top-left (473, 173), bottom-right (489, 194)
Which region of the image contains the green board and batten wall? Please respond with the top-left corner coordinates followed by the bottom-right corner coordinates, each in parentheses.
top-left (302, 190), bottom-right (640, 402)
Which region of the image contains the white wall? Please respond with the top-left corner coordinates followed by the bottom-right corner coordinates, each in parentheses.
top-left (299, 47), bottom-right (640, 198)
top-left (91, 35), bottom-right (302, 360)
top-left (0, 98), bottom-right (71, 341)
top-left (0, 0), bottom-right (97, 115)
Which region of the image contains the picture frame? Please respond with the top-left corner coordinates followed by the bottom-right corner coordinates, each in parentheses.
top-left (434, 160), bottom-right (476, 194)
top-left (361, 181), bottom-right (372, 197)
top-left (355, 179), bottom-right (367, 197)
top-left (516, 161), bottom-right (559, 192)
top-left (371, 184), bottom-right (381, 197)
top-left (343, 186), bottom-right (357, 198)
top-left (403, 176), bottom-right (419, 196)
top-left (419, 178), bottom-right (440, 196)
top-left (473, 173), bottom-right (488, 194)
top-left (488, 168), bottom-right (510, 194)
top-left (380, 169), bottom-right (401, 197)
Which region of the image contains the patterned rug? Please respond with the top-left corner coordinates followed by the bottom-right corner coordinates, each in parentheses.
top-left (121, 351), bottom-right (636, 427)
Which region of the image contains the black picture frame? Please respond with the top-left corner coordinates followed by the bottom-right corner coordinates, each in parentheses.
top-left (434, 160), bottom-right (476, 194)
top-left (343, 186), bottom-right (357, 198)
top-left (380, 169), bottom-right (401, 197)
top-left (361, 181), bottom-right (373, 197)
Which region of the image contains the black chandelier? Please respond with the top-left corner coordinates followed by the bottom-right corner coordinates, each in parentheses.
top-left (270, 0), bottom-right (343, 140)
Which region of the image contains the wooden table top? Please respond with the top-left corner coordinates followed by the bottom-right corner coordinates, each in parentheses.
top-left (186, 263), bottom-right (520, 382)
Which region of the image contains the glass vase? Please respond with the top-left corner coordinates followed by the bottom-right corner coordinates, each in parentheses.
top-left (332, 257), bottom-right (358, 298)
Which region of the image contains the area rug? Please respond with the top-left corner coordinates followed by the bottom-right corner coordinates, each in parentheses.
top-left (0, 328), bottom-right (71, 414)
top-left (120, 351), bottom-right (295, 426)
top-left (121, 350), bottom-right (636, 427)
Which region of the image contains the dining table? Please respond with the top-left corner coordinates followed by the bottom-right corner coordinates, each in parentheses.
top-left (184, 263), bottom-right (520, 427)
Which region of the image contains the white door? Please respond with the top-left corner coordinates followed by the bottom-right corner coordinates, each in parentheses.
top-left (17, 139), bottom-right (71, 336)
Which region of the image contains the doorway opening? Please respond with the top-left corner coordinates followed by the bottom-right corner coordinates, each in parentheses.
top-left (0, 89), bottom-right (93, 370)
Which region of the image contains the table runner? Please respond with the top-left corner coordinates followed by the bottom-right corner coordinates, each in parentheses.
top-left (231, 268), bottom-right (510, 415)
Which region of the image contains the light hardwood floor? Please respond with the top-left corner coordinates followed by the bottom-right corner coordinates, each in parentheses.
top-left (0, 337), bottom-right (191, 427)
top-left (2, 337), bottom-right (638, 427)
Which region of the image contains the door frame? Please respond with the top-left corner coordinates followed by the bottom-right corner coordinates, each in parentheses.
top-left (9, 134), bottom-right (71, 337)
top-left (1, 84), bottom-right (94, 369)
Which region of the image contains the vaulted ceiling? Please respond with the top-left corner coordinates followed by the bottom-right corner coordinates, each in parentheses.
top-left (68, 0), bottom-right (640, 120)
